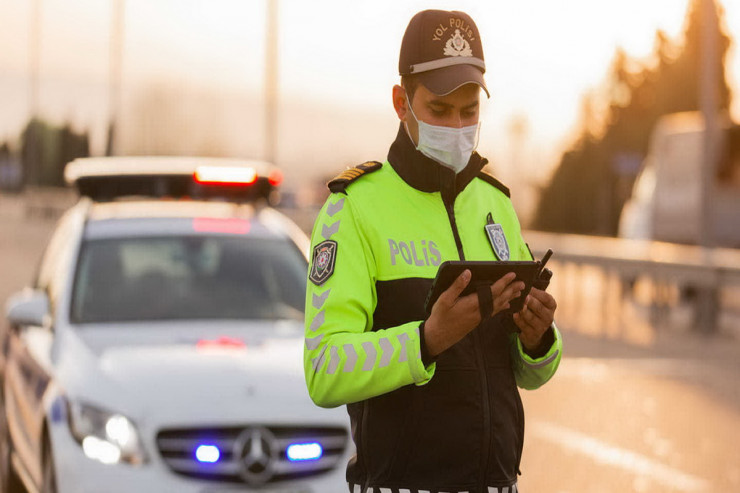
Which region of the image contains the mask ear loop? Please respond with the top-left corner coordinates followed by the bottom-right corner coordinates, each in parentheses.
top-left (404, 89), bottom-right (421, 122)
top-left (402, 88), bottom-right (421, 146)
top-left (472, 119), bottom-right (481, 153)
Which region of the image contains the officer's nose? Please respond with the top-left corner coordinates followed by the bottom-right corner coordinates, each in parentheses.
top-left (450, 113), bottom-right (465, 129)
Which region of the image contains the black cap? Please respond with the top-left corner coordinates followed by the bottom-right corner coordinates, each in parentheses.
top-left (399, 10), bottom-right (489, 97)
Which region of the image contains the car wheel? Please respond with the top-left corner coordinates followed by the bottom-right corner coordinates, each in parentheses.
top-left (40, 434), bottom-right (56, 493)
top-left (0, 394), bottom-right (23, 493)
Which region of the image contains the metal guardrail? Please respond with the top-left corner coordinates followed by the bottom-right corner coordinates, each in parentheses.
top-left (525, 230), bottom-right (740, 336)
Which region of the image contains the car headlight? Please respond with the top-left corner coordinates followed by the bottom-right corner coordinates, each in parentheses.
top-left (67, 401), bottom-right (147, 465)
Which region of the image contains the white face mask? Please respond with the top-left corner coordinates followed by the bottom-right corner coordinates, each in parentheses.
top-left (405, 94), bottom-right (481, 174)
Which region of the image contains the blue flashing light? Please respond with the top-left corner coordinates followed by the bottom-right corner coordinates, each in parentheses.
top-left (195, 444), bottom-right (221, 464)
top-left (286, 442), bottom-right (323, 462)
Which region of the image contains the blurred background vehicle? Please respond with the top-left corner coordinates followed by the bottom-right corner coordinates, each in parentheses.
top-left (0, 158), bottom-right (351, 493)
top-left (619, 111), bottom-right (740, 248)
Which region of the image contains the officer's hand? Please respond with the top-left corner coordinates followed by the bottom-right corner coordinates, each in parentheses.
top-left (424, 270), bottom-right (524, 358)
top-left (514, 288), bottom-right (557, 352)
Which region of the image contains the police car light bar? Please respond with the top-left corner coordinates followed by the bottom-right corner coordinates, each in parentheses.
top-left (64, 157), bottom-right (281, 203)
top-left (194, 166), bottom-right (257, 186)
top-left (268, 169), bottom-right (283, 187)
top-left (192, 218), bottom-right (251, 235)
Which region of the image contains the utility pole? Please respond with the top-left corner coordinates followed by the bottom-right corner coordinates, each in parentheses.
top-left (27, 0), bottom-right (42, 186)
top-left (699, 0), bottom-right (719, 248)
top-left (265, 0), bottom-right (279, 165)
top-left (697, 0), bottom-right (720, 332)
top-left (107, 0), bottom-right (125, 156)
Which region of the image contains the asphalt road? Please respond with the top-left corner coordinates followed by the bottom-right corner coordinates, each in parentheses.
top-left (1, 197), bottom-right (738, 492)
top-left (519, 331), bottom-right (740, 492)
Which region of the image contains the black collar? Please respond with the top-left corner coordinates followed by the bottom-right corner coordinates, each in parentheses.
top-left (387, 123), bottom-right (487, 202)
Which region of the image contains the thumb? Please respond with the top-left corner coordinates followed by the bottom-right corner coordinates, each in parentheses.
top-left (440, 269), bottom-right (471, 304)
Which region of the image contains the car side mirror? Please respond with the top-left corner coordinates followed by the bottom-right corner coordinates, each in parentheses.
top-left (5, 288), bottom-right (51, 328)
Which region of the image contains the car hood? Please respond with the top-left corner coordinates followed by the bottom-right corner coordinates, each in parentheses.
top-left (55, 320), bottom-right (344, 427)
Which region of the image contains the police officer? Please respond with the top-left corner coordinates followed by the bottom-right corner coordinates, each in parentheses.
top-left (304, 10), bottom-right (562, 493)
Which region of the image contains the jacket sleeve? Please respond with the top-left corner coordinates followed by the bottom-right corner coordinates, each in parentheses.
top-left (304, 194), bottom-right (435, 408)
top-left (511, 323), bottom-right (562, 390)
top-left (508, 228), bottom-right (563, 390)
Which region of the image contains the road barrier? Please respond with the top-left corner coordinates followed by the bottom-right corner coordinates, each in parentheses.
top-left (525, 231), bottom-right (740, 338)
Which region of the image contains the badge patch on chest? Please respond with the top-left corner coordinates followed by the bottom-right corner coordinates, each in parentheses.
top-left (310, 240), bottom-right (337, 285)
top-left (485, 223), bottom-right (510, 261)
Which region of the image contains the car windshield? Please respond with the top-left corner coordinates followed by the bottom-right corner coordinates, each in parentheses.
top-left (71, 235), bottom-right (307, 323)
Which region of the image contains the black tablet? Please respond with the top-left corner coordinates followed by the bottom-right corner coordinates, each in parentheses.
top-left (423, 260), bottom-right (541, 316)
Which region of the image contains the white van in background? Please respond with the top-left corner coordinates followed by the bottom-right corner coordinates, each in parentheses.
top-left (619, 111), bottom-right (740, 248)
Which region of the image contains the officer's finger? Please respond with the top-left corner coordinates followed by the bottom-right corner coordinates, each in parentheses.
top-left (440, 269), bottom-right (471, 305)
top-left (524, 294), bottom-right (555, 325)
top-left (523, 295), bottom-right (546, 320)
top-left (490, 272), bottom-right (517, 298)
top-left (506, 281), bottom-right (526, 301)
top-left (513, 311), bottom-right (537, 334)
top-left (518, 303), bottom-right (541, 327)
top-left (492, 278), bottom-right (524, 304)
top-left (529, 288), bottom-right (557, 311)
top-left (516, 307), bottom-right (546, 333)
top-left (514, 317), bottom-right (546, 352)
top-left (491, 277), bottom-right (523, 315)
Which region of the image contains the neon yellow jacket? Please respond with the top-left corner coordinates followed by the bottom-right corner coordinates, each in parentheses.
top-left (304, 147), bottom-right (560, 408)
top-left (303, 126), bottom-right (562, 488)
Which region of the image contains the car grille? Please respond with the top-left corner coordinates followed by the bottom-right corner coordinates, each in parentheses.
top-left (156, 425), bottom-right (349, 485)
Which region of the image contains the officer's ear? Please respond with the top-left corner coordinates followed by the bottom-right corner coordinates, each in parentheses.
top-left (392, 85), bottom-right (409, 122)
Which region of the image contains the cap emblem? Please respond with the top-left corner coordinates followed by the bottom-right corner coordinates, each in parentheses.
top-left (443, 29), bottom-right (473, 57)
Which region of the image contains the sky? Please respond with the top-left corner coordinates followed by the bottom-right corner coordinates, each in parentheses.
top-left (2, 0), bottom-right (740, 216)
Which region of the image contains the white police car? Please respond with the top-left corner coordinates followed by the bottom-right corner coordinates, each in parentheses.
top-left (0, 157), bottom-right (351, 493)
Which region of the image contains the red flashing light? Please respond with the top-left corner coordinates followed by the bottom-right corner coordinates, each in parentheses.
top-left (197, 336), bottom-right (247, 350)
top-left (192, 218), bottom-right (250, 235)
top-left (194, 166), bottom-right (257, 186)
top-left (268, 169), bottom-right (283, 187)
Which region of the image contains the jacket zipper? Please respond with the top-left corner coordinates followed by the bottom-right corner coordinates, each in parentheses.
top-left (444, 201), bottom-right (465, 261)
top-left (442, 193), bottom-right (492, 488)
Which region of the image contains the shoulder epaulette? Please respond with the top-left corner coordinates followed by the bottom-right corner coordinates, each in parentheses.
top-left (477, 169), bottom-right (510, 198)
top-left (328, 161), bottom-right (383, 194)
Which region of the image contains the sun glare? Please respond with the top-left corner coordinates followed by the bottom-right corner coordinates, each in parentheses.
top-left (1, 0), bottom-right (739, 181)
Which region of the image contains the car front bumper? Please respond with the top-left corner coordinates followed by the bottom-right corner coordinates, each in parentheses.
top-left (48, 418), bottom-right (350, 493)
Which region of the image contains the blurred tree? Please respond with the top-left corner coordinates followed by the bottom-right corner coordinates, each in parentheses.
top-left (59, 124), bottom-right (90, 185)
top-left (20, 118), bottom-right (90, 188)
top-left (533, 0), bottom-right (732, 235)
top-left (0, 142), bottom-right (20, 191)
